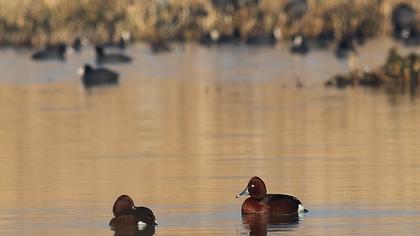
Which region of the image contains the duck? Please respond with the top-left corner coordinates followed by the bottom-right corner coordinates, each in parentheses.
top-left (236, 176), bottom-right (308, 215)
top-left (391, 3), bottom-right (416, 41)
top-left (109, 195), bottom-right (158, 228)
top-left (31, 43), bottom-right (67, 60)
top-left (335, 35), bottom-right (356, 59)
top-left (95, 46), bottom-right (131, 64)
top-left (290, 34), bottom-right (309, 55)
top-left (78, 64), bottom-right (119, 87)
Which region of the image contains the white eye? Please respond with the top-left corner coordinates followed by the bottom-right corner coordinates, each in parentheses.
top-left (251, 184), bottom-right (255, 188)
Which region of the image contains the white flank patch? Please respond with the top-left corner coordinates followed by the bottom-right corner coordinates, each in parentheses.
top-left (298, 204), bottom-right (305, 213)
top-left (138, 221), bottom-right (147, 229)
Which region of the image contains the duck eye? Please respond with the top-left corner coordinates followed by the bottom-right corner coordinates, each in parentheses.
top-left (251, 184), bottom-right (255, 188)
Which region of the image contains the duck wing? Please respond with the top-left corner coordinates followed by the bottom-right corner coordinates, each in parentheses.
top-left (132, 206), bottom-right (157, 225)
top-left (94, 68), bottom-right (119, 79)
top-left (264, 194), bottom-right (306, 214)
top-left (111, 206), bottom-right (157, 226)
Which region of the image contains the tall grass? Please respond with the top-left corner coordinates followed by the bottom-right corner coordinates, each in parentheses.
top-left (0, 0), bottom-right (418, 47)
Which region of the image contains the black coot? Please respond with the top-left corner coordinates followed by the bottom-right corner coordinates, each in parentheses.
top-left (335, 35), bottom-right (356, 59)
top-left (392, 4), bottom-right (416, 39)
top-left (31, 43), bottom-right (66, 60)
top-left (290, 34), bottom-right (309, 55)
top-left (95, 46), bottom-right (131, 64)
top-left (80, 64), bottom-right (119, 87)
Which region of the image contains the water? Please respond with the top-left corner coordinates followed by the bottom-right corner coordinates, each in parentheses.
top-left (0, 38), bottom-right (420, 235)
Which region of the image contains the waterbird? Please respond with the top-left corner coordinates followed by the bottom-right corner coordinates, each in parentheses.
top-left (78, 64), bottom-right (119, 87)
top-left (335, 35), bottom-right (357, 59)
top-left (95, 46), bottom-right (131, 64)
top-left (109, 195), bottom-right (157, 228)
top-left (236, 176), bottom-right (308, 215)
top-left (290, 34), bottom-right (309, 55)
top-left (392, 3), bottom-right (416, 42)
top-left (31, 43), bottom-right (66, 61)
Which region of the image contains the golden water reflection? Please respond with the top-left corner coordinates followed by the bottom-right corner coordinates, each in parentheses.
top-left (0, 40), bottom-right (420, 235)
top-left (0, 79), bottom-right (420, 235)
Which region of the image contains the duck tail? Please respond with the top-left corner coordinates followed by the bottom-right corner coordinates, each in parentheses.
top-left (298, 204), bottom-right (308, 213)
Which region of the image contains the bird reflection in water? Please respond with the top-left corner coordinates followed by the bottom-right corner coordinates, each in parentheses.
top-left (111, 224), bottom-right (155, 236)
top-left (242, 213), bottom-right (301, 236)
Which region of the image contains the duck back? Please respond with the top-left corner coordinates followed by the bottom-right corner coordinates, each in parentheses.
top-left (82, 68), bottom-right (118, 87)
top-left (264, 194), bottom-right (302, 215)
top-left (109, 206), bottom-right (157, 227)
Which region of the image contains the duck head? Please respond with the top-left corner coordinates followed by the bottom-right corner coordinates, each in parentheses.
top-left (113, 195), bottom-right (135, 216)
top-left (77, 64), bottom-right (94, 75)
top-left (236, 176), bottom-right (267, 200)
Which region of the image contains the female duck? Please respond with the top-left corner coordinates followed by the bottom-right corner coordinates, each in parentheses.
top-left (236, 176), bottom-right (308, 215)
top-left (109, 195), bottom-right (157, 227)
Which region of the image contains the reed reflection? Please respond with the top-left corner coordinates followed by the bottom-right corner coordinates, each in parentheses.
top-left (242, 213), bottom-right (300, 236)
top-left (111, 225), bottom-right (155, 236)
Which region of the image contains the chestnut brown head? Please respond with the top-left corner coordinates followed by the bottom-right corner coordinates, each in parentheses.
top-left (112, 195), bottom-right (135, 216)
top-left (236, 176), bottom-right (267, 200)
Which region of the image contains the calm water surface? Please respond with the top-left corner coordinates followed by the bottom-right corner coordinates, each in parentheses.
top-left (0, 38), bottom-right (420, 235)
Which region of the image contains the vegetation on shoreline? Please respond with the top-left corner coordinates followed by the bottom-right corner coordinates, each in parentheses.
top-left (326, 48), bottom-right (420, 92)
top-left (0, 0), bottom-right (418, 47)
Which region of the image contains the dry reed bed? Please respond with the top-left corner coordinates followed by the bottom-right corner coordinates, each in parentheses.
top-left (0, 0), bottom-right (418, 47)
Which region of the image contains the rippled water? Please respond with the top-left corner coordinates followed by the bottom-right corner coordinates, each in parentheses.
top-left (0, 38), bottom-right (420, 235)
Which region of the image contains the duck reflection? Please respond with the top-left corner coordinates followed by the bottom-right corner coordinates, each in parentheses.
top-left (111, 224), bottom-right (155, 236)
top-left (242, 213), bottom-right (300, 236)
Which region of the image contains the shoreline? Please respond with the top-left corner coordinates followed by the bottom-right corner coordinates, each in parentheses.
top-left (0, 0), bottom-right (418, 48)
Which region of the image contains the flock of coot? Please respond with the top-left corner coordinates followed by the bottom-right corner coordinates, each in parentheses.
top-left (30, 36), bottom-right (133, 88)
top-left (29, 1), bottom-right (419, 89)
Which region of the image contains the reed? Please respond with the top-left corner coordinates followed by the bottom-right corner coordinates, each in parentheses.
top-left (0, 0), bottom-right (418, 47)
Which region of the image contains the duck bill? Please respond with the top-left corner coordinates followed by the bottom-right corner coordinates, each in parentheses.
top-left (236, 187), bottom-right (249, 198)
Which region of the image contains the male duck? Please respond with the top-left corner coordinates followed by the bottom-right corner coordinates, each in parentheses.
top-left (109, 195), bottom-right (157, 228)
top-left (236, 176), bottom-right (308, 215)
